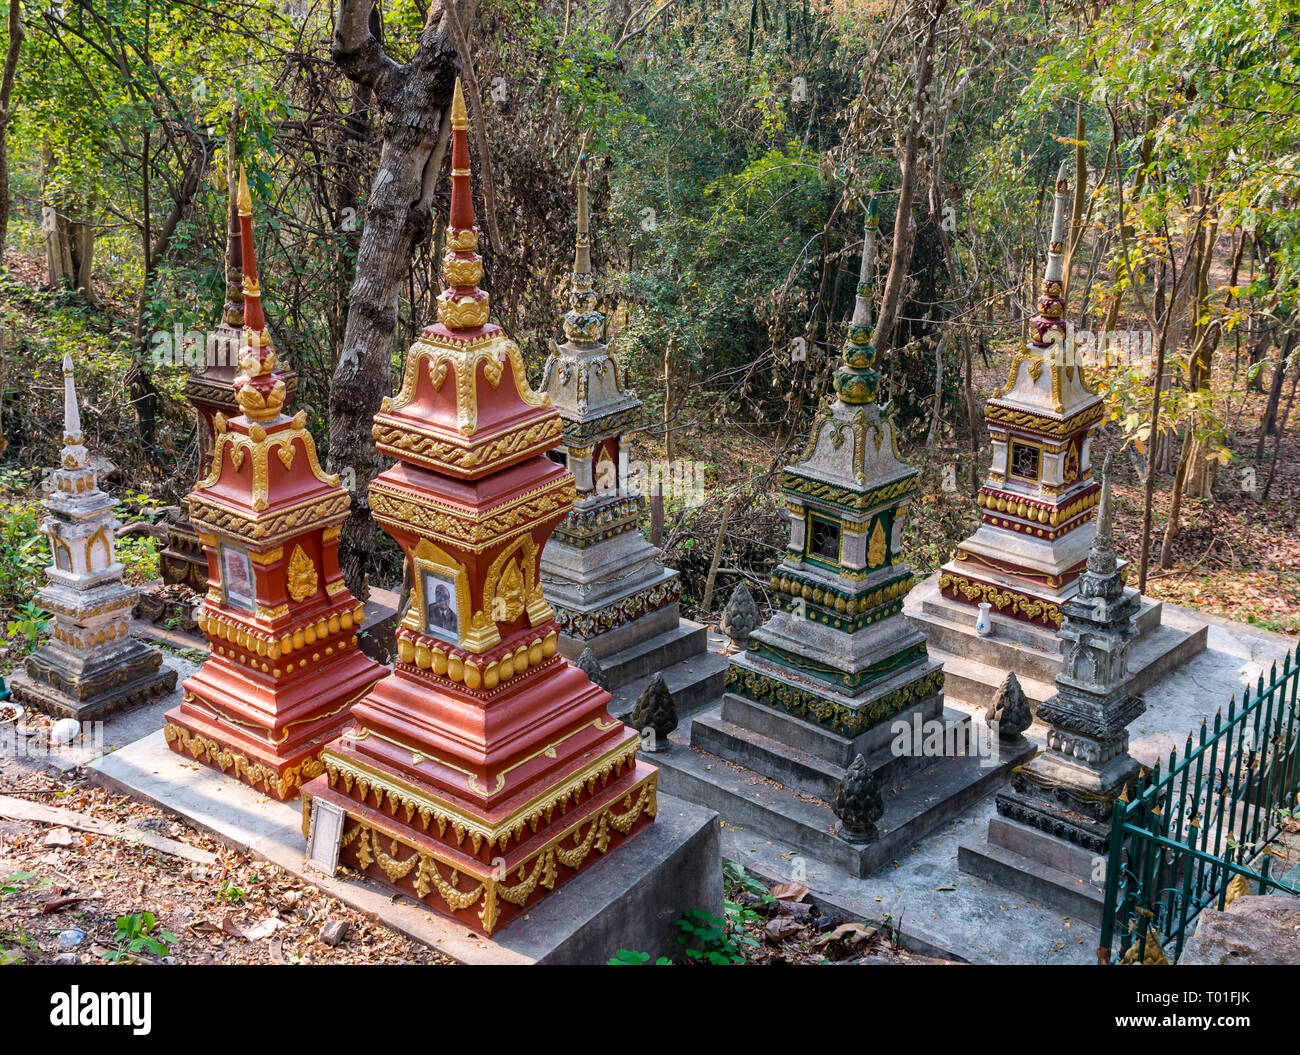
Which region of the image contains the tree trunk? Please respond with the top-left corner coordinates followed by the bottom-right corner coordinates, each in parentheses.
top-left (1256, 332), bottom-right (1295, 460)
top-left (871, 0), bottom-right (945, 354)
top-left (0, 0), bottom-right (24, 263)
top-left (662, 337), bottom-right (676, 460)
top-left (327, 0), bottom-right (476, 600)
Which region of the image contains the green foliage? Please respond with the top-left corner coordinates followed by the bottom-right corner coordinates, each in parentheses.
top-left (607, 948), bottom-right (673, 965)
top-left (0, 498), bottom-right (49, 616)
top-left (1, 872), bottom-right (52, 898)
top-left (218, 878), bottom-right (246, 903)
top-left (5, 601), bottom-right (49, 657)
top-left (676, 905), bottom-right (760, 965)
top-left (115, 534), bottom-right (160, 585)
top-left (103, 911), bottom-right (176, 963)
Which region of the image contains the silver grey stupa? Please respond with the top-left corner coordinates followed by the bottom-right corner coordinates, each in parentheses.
top-left (10, 356), bottom-right (175, 720)
top-left (538, 155), bottom-right (722, 715)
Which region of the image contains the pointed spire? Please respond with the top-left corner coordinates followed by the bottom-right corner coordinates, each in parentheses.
top-left (1081, 451), bottom-right (1122, 592)
top-left (851, 195), bottom-right (878, 329)
top-left (563, 152), bottom-right (605, 345)
top-left (1029, 160), bottom-right (1071, 349)
top-left (236, 165), bottom-right (265, 335)
top-left (231, 164), bottom-right (286, 422)
top-left (1096, 451), bottom-right (1114, 539)
top-left (833, 195), bottom-right (882, 405)
top-left (58, 354), bottom-right (91, 477)
top-left (436, 78), bottom-right (490, 331)
top-left (219, 113), bottom-right (245, 332)
top-left (221, 143), bottom-right (245, 329)
top-left (573, 151), bottom-right (591, 275)
top-left (62, 353), bottom-right (82, 445)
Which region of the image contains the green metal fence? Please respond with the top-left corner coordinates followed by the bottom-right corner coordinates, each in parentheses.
top-left (1099, 644), bottom-right (1300, 964)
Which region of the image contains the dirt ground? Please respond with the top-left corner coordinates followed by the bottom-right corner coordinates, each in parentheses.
top-left (0, 753), bottom-right (452, 966)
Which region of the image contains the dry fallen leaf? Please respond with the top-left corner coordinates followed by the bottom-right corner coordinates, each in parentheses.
top-left (763, 917), bottom-right (804, 942)
top-left (769, 881), bottom-right (809, 902)
top-left (814, 922), bottom-right (879, 947)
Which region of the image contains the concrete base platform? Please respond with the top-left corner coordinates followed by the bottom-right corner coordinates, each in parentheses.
top-left (958, 815), bottom-right (1108, 926)
top-left (719, 795), bottom-right (1100, 964)
top-left (590, 622), bottom-right (728, 723)
top-left (87, 729), bottom-right (723, 965)
top-left (651, 696), bottom-right (1035, 877)
top-left (10, 642), bottom-right (177, 723)
top-left (905, 572), bottom-right (1208, 710)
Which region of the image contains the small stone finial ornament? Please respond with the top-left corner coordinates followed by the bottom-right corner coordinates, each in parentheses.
top-left (575, 647), bottom-right (609, 692)
top-left (629, 672), bottom-right (677, 752)
top-left (1080, 452), bottom-right (1124, 601)
top-left (986, 671), bottom-right (1032, 742)
top-left (832, 754), bottom-right (883, 843)
top-left (720, 582), bottom-right (761, 649)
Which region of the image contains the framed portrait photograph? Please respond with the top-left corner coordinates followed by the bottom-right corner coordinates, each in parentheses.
top-left (422, 568), bottom-right (461, 644)
top-left (220, 544), bottom-right (256, 612)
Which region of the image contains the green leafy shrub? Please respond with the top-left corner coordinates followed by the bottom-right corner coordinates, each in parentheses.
top-left (103, 911), bottom-right (176, 963)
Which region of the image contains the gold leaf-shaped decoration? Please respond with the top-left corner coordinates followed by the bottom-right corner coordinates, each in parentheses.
top-left (287, 544), bottom-right (319, 604)
top-left (495, 557), bottom-right (526, 623)
top-left (868, 519), bottom-right (887, 569)
top-left (1222, 873), bottom-right (1250, 908)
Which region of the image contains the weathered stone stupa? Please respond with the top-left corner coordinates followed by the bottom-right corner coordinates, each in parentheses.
top-left (164, 167), bottom-right (385, 800)
top-left (301, 84), bottom-right (663, 936)
top-left (10, 357), bottom-right (176, 720)
top-left (537, 156), bottom-right (722, 717)
top-left (960, 458), bottom-right (1148, 923)
top-left (653, 199), bottom-right (1032, 876)
top-left (907, 162), bottom-right (1203, 709)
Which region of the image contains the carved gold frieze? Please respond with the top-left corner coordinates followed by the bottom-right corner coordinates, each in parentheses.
top-left (164, 722), bottom-right (324, 799)
top-left (372, 415), bottom-right (563, 478)
top-left (938, 571), bottom-right (1063, 627)
top-left (320, 770), bottom-right (656, 933)
top-left (322, 731), bottom-right (641, 835)
top-left (188, 491), bottom-right (350, 546)
top-left (370, 474), bottom-right (574, 554)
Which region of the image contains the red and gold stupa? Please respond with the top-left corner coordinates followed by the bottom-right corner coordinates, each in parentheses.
top-left (939, 163), bottom-right (1107, 629)
top-left (164, 167), bottom-right (387, 800)
top-left (301, 81), bottom-right (657, 936)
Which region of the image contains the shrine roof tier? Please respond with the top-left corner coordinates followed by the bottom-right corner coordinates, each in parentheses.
top-left (780, 405), bottom-right (920, 518)
top-left (368, 455), bottom-right (575, 557)
top-left (985, 352), bottom-right (1105, 436)
top-left (373, 325), bottom-right (561, 481)
top-left (188, 411), bottom-right (346, 544)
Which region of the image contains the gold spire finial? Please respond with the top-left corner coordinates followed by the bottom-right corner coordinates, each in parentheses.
top-left (237, 164), bottom-right (252, 218)
top-left (451, 78), bottom-right (468, 131)
top-left (437, 76), bottom-right (489, 330)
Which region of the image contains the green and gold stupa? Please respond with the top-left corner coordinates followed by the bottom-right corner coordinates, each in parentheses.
top-left (727, 198), bottom-right (942, 736)
top-left (653, 200), bottom-right (1032, 878)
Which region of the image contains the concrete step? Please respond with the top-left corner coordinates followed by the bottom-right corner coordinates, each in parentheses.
top-left (601, 621), bottom-right (708, 688)
top-left (929, 648), bottom-right (1057, 712)
top-left (690, 712), bottom-right (845, 801)
top-left (608, 647), bottom-right (728, 722)
top-left (1124, 621), bottom-right (1209, 699)
top-left (690, 708), bottom-right (971, 803)
top-left (913, 606), bottom-right (1063, 684)
top-left (957, 838), bottom-right (1106, 926)
top-left (721, 671), bottom-right (947, 768)
top-left (652, 705), bottom-right (1033, 877)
